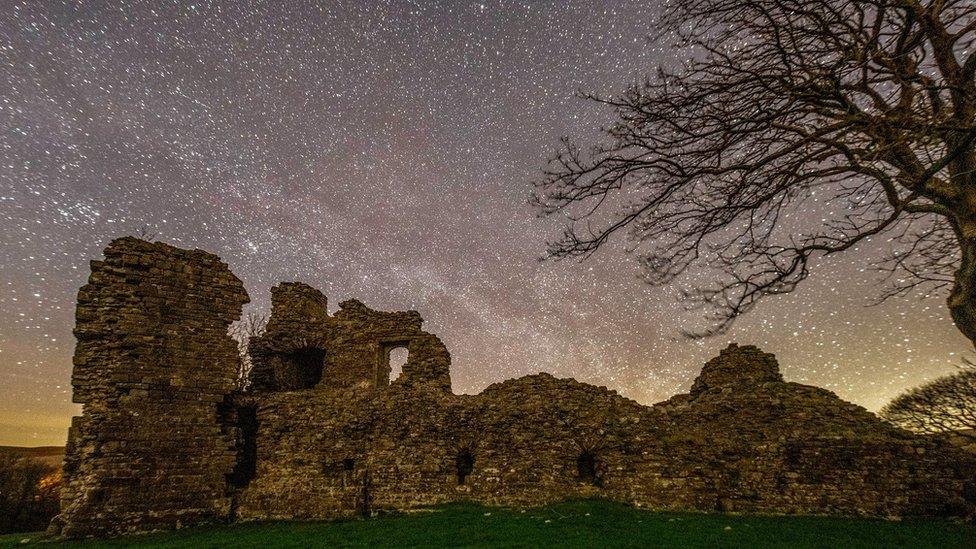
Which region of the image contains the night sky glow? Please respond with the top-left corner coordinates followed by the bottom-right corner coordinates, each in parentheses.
top-left (0, 1), bottom-right (970, 446)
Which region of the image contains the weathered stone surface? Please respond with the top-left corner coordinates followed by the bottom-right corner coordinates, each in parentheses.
top-left (660, 359), bottom-right (975, 516)
top-left (54, 239), bottom-right (976, 538)
top-left (52, 237), bottom-right (248, 537)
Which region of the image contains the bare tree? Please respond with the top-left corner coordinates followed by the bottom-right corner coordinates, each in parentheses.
top-left (229, 311), bottom-right (267, 391)
top-left (880, 369), bottom-right (976, 440)
top-left (533, 0), bottom-right (976, 344)
top-left (132, 225), bottom-right (157, 242)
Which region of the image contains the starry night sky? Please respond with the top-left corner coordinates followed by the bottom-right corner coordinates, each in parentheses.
top-left (0, 1), bottom-right (970, 446)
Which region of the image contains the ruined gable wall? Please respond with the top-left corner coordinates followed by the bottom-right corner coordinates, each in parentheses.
top-left (328, 298), bottom-right (450, 390)
top-left (54, 237), bottom-right (248, 537)
top-left (232, 287), bottom-right (456, 520)
top-left (248, 286), bottom-right (450, 393)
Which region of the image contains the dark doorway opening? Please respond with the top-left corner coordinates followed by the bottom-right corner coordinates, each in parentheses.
top-left (229, 405), bottom-right (258, 488)
top-left (456, 449), bottom-right (475, 485)
top-left (577, 450), bottom-right (602, 487)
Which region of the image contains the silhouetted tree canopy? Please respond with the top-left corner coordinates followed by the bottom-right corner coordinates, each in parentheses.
top-left (534, 0), bottom-right (976, 344)
top-left (880, 368), bottom-right (976, 440)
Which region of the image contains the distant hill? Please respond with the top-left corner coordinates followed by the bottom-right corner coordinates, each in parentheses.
top-left (0, 446), bottom-right (65, 468)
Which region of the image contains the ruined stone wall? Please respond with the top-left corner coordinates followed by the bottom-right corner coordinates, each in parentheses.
top-left (53, 238), bottom-right (248, 537)
top-left (236, 342), bottom-right (976, 521)
top-left (232, 377), bottom-right (643, 520)
top-left (327, 298), bottom-right (449, 391)
top-left (655, 345), bottom-right (976, 516)
top-left (56, 240), bottom-right (976, 538)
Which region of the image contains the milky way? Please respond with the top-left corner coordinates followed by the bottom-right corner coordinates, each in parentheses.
top-left (0, 1), bottom-right (969, 445)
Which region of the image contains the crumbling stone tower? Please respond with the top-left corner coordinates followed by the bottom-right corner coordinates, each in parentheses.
top-left (52, 238), bottom-right (248, 537)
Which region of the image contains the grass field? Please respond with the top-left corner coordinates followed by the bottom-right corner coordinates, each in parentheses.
top-left (2, 500), bottom-right (974, 548)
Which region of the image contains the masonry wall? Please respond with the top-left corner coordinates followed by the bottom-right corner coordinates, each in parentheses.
top-left (235, 339), bottom-right (976, 521)
top-left (53, 238), bottom-right (248, 537)
top-left (248, 283), bottom-right (450, 393)
top-left (654, 346), bottom-right (976, 516)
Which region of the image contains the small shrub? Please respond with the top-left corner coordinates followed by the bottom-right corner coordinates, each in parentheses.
top-left (0, 453), bottom-right (61, 534)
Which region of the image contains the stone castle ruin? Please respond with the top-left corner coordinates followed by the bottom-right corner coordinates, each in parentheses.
top-left (52, 237), bottom-right (976, 537)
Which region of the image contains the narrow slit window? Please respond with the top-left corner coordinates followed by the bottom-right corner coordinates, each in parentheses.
top-left (577, 450), bottom-right (602, 487)
top-left (456, 449), bottom-right (475, 485)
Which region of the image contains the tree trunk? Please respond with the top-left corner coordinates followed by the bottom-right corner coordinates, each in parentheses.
top-left (949, 230), bottom-right (976, 349)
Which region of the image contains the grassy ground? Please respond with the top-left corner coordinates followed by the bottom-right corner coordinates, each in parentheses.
top-left (2, 500), bottom-right (974, 548)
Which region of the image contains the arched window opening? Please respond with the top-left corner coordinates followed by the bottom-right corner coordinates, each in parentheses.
top-left (279, 346), bottom-right (325, 390)
top-left (388, 347), bottom-right (408, 383)
top-left (456, 449), bottom-right (475, 485)
top-left (577, 450), bottom-right (602, 487)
